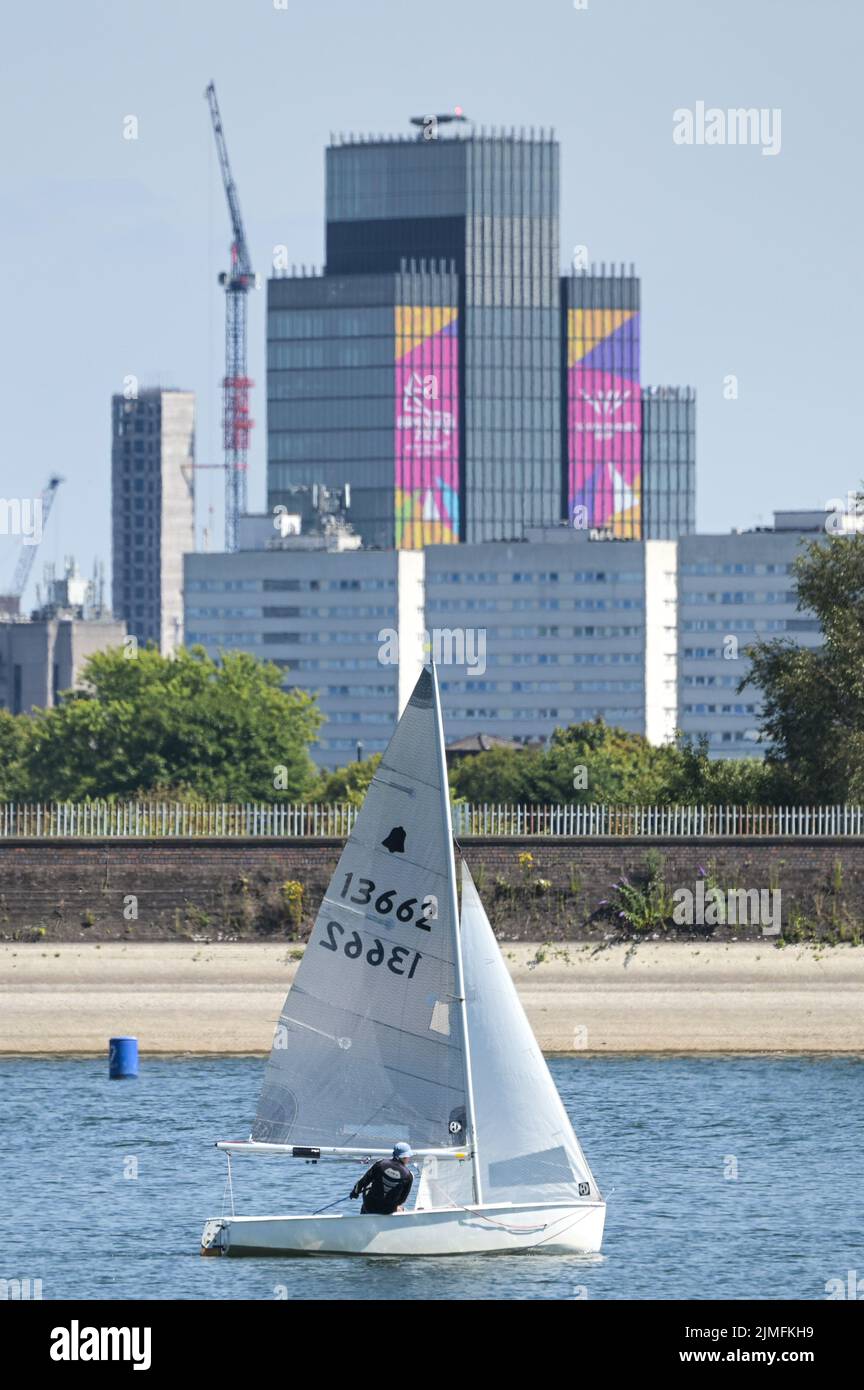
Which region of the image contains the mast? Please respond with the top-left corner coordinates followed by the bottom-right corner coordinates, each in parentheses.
top-left (431, 663), bottom-right (483, 1205)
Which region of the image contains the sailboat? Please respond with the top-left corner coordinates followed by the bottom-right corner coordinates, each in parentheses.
top-left (200, 666), bottom-right (605, 1257)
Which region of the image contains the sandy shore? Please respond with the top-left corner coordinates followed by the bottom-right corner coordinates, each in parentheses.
top-left (2, 940), bottom-right (863, 1055)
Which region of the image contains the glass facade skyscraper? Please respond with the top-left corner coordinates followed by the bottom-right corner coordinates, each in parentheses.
top-left (560, 269), bottom-right (696, 541)
top-left (561, 267), bottom-right (641, 538)
top-left (641, 387), bottom-right (696, 539)
top-left (269, 128), bottom-right (561, 547)
top-left (269, 264), bottom-right (459, 548)
top-left (268, 126), bottom-right (694, 549)
top-left (326, 131), bottom-right (562, 543)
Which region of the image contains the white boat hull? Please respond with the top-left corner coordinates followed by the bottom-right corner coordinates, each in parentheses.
top-left (201, 1201), bottom-right (605, 1257)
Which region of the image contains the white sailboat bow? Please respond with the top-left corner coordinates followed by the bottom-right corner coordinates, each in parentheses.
top-left (201, 666), bottom-right (605, 1256)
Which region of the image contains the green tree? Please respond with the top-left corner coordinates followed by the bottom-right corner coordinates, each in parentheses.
top-left (313, 754), bottom-right (382, 806)
top-left (666, 734), bottom-right (789, 804)
top-left (17, 645), bottom-right (322, 801)
top-left (540, 723), bottom-right (680, 803)
top-left (448, 719), bottom-right (803, 807)
top-left (743, 534), bottom-right (863, 800)
top-left (0, 709), bottom-right (30, 800)
top-left (450, 720), bottom-right (682, 805)
top-left (448, 743), bottom-right (545, 802)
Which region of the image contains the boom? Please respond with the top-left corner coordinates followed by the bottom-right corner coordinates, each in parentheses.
top-left (8, 474), bottom-right (63, 604)
top-left (205, 82), bottom-right (253, 279)
top-left (205, 81), bottom-right (256, 552)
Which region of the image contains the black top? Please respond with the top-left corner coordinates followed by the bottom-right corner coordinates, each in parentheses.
top-left (353, 1158), bottom-right (413, 1215)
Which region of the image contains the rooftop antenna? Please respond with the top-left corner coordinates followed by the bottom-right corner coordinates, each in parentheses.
top-left (409, 109), bottom-right (469, 134)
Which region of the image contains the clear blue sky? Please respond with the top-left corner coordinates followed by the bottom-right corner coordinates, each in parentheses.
top-left (1, 0), bottom-right (860, 605)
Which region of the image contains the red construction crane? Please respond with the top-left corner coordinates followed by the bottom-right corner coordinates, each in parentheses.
top-left (205, 81), bottom-right (257, 552)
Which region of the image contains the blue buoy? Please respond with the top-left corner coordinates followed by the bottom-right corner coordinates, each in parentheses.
top-left (109, 1036), bottom-right (139, 1079)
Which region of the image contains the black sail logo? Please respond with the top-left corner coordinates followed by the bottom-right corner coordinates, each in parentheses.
top-left (381, 826), bottom-right (406, 854)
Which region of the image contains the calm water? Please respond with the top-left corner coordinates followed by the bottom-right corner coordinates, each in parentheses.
top-left (3, 1055), bottom-right (862, 1301)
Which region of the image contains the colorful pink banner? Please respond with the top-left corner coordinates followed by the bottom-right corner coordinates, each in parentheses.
top-left (568, 309), bottom-right (641, 537)
top-left (394, 306), bottom-right (459, 547)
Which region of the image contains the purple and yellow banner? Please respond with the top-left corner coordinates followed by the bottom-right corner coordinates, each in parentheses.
top-left (567, 308), bottom-right (641, 537)
top-left (395, 305), bottom-right (459, 547)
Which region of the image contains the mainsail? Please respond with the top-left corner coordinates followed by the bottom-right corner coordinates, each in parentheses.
top-left (457, 862), bottom-right (599, 1205)
top-left (252, 666), bottom-right (468, 1153)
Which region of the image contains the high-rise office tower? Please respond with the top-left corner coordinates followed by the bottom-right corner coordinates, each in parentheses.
top-left (561, 266), bottom-right (641, 537)
top-left (641, 386), bottom-right (696, 539)
top-left (268, 126), bottom-right (694, 551)
top-left (269, 123), bottom-right (561, 548)
top-left (111, 388), bottom-right (195, 653)
top-left (269, 262), bottom-right (460, 550)
top-left (561, 267), bottom-right (696, 540)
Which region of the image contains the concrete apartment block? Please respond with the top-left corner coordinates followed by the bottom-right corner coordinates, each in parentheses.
top-left (677, 514), bottom-right (825, 758)
top-left (111, 388), bottom-right (195, 656)
top-left (184, 539), bottom-right (425, 768)
top-left (424, 526), bottom-right (676, 748)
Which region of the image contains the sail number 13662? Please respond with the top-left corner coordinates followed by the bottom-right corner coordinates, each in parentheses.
top-left (339, 873), bottom-right (436, 931)
top-left (320, 921), bottom-right (422, 978)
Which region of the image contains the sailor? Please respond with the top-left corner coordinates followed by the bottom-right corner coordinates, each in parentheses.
top-left (350, 1143), bottom-right (414, 1215)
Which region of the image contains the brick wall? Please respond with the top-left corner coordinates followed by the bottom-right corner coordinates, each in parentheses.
top-left (1, 837), bottom-right (862, 940)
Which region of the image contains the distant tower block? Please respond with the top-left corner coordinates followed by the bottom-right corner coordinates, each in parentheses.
top-left (269, 124), bottom-right (562, 548)
top-left (111, 388), bottom-right (195, 654)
